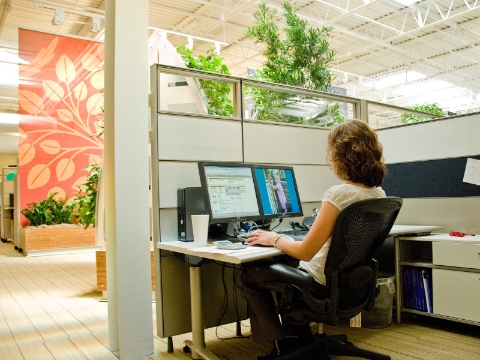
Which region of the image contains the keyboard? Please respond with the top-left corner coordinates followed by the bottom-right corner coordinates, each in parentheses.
top-left (277, 229), bottom-right (309, 236)
top-left (277, 228), bottom-right (308, 241)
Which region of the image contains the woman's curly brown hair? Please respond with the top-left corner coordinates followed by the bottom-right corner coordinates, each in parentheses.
top-left (327, 119), bottom-right (387, 187)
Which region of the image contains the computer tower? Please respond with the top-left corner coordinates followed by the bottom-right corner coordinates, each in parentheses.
top-left (177, 187), bottom-right (206, 241)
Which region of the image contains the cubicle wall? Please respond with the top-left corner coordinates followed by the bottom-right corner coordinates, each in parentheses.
top-left (153, 115), bottom-right (334, 338)
top-left (151, 66), bottom-right (338, 338)
top-left (378, 114), bottom-right (480, 234)
top-left (151, 64), bottom-right (479, 339)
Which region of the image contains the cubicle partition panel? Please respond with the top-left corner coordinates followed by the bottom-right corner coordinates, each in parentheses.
top-left (150, 65), bottom-right (336, 338)
top-left (378, 114), bottom-right (480, 234)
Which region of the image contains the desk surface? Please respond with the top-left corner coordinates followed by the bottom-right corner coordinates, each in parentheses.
top-left (398, 233), bottom-right (479, 244)
top-left (157, 224), bottom-right (443, 265)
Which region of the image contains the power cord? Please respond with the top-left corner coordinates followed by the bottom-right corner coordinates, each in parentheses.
top-left (214, 263), bottom-right (250, 341)
top-left (270, 218), bottom-right (283, 231)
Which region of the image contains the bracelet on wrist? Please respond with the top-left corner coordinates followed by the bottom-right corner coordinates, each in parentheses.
top-left (273, 235), bottom-right (281, 248)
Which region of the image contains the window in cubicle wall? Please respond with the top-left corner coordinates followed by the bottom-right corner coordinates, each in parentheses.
top-left (367, 102), bottom-right (440, 130)
top-left (157, 72), bottom-right (235, 117)
top-left (243, 84), bottom-right (353, 127)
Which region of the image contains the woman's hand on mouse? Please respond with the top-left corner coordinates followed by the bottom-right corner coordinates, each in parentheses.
top-left (244, 230), bottom-right (278, 247)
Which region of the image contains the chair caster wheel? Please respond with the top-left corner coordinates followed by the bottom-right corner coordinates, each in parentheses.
top-left (14, 246), bottom-right (18, 250)
top-left (183, 345), bottom-right (191, 353)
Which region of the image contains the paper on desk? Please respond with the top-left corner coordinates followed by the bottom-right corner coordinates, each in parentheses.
top-left (190, 245), bottom-right (271, 255)
top-left (463, 158), bottom-right (480, 186)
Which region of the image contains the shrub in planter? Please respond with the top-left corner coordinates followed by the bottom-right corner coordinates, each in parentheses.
top-left (21, 193), bottom-right (73, 226)
top-left (67, 164), bottom-right (100, 229)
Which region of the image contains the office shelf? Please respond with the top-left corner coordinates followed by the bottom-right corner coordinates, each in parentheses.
top-left (396, 234), bottom-right (480, 327)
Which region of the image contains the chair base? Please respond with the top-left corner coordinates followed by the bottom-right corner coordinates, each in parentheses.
top-left (273, 333), bottom-right (391, 360)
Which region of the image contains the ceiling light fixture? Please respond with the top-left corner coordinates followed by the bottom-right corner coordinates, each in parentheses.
top-left (89, 16), bottom-right (100, 33)
top-left (52, 8), bottom-right (64, 26)
top-left (149, 27), bottom-right (228, 53)
top-left (34, 1), bottom-right (104, 34)
top-left (186, 37), bottom-right (193, 50)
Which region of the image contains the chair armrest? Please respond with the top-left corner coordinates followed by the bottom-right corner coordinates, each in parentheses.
top-left (260, 263), bottom-right (315, 289)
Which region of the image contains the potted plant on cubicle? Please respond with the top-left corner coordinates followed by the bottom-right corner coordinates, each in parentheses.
top-left (401, 103), bottom-right (445, 124)
top-left (245, 2), bottom-right (344, 126)
top-left (176, 45), bottom-right (234, 117)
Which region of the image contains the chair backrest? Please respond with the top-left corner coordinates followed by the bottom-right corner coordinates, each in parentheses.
top-left (323, 197), bottom-right (402, 321)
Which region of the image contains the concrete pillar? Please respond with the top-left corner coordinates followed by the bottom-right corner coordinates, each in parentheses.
top-left (104, 0), bottom-right (153, 358)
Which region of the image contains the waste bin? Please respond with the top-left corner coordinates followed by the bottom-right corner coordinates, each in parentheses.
top-left (361, 276), bottom-right (395, 328)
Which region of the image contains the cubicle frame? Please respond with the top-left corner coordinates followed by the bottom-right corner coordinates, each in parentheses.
top-left (148, 63), bottom-right (445, 339)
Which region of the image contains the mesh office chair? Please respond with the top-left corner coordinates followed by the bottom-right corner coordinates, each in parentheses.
top-left (258, 197), bottom-right (403, 360)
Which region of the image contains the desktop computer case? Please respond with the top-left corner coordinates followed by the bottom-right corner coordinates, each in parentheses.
top-left (177, 187), bottom-right (206, 241)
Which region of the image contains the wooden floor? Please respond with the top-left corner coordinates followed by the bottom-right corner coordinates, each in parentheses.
top-left (0, 241), bottom-right (479, 360)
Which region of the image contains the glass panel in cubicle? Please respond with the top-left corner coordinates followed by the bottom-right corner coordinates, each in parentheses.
top-left (366, 101), bottom-right (441, 130)
top-left (152, 65), bottom-right (239, 118)
top-left (243, 82), bottom-right (356, 127)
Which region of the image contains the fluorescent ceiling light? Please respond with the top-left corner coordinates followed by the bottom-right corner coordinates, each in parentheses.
top-left (393, 79), bottom-right (453, 97)
top-left (0, 62), bottom-right (20, 86)
top-left (0, 113), bottom-right (19, 125)
top-left (0, 48), bottom-right (29, 65)
top-left (394, 0), bottom-right (418, 5)
top-left (363, 71), bottom-right (425, 89)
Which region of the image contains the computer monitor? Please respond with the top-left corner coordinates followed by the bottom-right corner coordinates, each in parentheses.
top-left (198, 162), bottom-right (262, 224)
top-left (253, 165), bottom-right (303, 219)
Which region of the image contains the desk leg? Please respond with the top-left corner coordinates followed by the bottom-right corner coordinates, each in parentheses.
top-left (395, 237), bottom-right (402, 324)
top-left (184, 265), bottom-right (220, 360)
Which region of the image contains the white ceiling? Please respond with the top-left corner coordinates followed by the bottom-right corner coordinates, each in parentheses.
top-left (1, 0), bottom-right (480, 153)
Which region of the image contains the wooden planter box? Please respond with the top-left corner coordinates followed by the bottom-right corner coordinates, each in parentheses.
top-left (96, 250), bottom-right (155, 292)
top-left (19, 226), bottom-right (97, 256)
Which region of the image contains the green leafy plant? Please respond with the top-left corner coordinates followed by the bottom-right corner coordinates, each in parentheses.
top-left (68, 164), bottom-right (100, 229)
top-left (177, 45), bottom-right (234, 117)
top-left (21, 193), bottom-right (73, 227)
top-left (401, 103), bottom-right (445, 124)
top-left (245, 2), bottom-right (344, 126)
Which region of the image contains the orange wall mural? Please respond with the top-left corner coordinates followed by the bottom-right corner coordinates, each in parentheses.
top-left (18, 29), bottom-right (104, 226)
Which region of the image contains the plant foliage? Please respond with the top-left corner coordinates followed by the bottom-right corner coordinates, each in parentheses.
top-left (401, 103), bottom-right (445, 124)
top-left (67, 164), bottom-right (100, 229)
top-left (177, 45), bottom-right (234, 117)
top-left (21, 193), bottom-right (73, 227)
top-left (245, 2), bottom-right (344, 126)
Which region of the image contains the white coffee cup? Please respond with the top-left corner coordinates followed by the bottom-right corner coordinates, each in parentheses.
top-left (191, 214), bottom-right (209, 246)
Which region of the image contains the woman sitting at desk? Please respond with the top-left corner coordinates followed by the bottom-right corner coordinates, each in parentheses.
top-left (242, 119), bottom-right (387, 360)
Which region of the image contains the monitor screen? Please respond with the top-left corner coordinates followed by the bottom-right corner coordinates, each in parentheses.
top-left (198, 162), bottom-right (262, 223)
top-left (254, 165), bottom-right (303, 219)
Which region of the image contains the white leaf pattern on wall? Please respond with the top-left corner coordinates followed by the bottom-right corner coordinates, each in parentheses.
top-left (74, 81), bottom-right (88, 101)
top-left (87, 93), bottom-right (104, 115)
top-left (40, 140), bottom-right (61, 155)
top-left (57, 109), bottom-right (74, 122)
top-left (19, 143), bottom-right (36, 166)
top-left (90, 70), bottom-right (104, 90)
top-left (56, 158), bottom-right (75, 181)
top-left (18, 128), bottom-right (25, 145)
top-left (18, 90), bottom-right (45, 115)
top-left (56, 55), bottom-right (77, 84)
top-left (27, 164), bottom-right (51, 189)
top-left (82, 53), bottom-right (102, 72)
top-left (71, 176), bottom-right (87, 190)
top-left (89, 154), bottom-right (102, 165)
top-left (42, 80), bottom-right (65, 101)
top-left (19, 37), bottom-right (57, 78)
top-left (48, 187), bottom-right (66, 200)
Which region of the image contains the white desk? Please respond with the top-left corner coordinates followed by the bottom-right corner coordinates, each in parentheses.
top-left (157, 224), bottom-right (441, 360)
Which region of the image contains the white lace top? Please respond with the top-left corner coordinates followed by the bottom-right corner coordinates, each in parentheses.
top-left (299, 184), bottom-right (386, 285)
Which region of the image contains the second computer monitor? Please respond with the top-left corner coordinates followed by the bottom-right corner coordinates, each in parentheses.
top-left (254, 165), bottom-right (303, 219)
